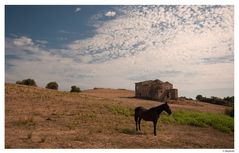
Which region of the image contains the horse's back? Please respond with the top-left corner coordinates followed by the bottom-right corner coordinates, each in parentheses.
top-left (136, 106), bottom-right (158, 121)
top-left (135, 106), bottom-right (146, 112)
top-left (135, 106), bottom-right (147, 117)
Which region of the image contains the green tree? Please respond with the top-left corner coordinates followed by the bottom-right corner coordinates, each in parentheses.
top-left (16, 78), bottom-right (37, 87)
top-left (196, 95), bottom-right (203, 101)
top-left (70, 85), bottom-right (81, 92)
top-left (46, 82), bottom-right (58, 90)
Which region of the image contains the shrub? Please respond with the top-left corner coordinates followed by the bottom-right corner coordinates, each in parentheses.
top-left (46, 82), bottom-right (58, 90)
top-left (16, 81), bottom-right (22, 85)
top-left (70, 85), bottom-right (81, 92)
top-left (225, 107), bottom-right (234, 117)
top-left (13, 117), bottom-right (35, 127)
top-left (16, 78), bottom-right (37, 86)
top-left (119, 128), bottom-right (137, 135)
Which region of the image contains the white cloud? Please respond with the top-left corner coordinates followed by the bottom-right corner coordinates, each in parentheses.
top-left (7, 36), bottom-right (44, 55)
top-left (67, 6), bottom-right (233, 64)
top-left (13, 36), bottom-right (34, 46)
top-left (105, 11), bottom-right (116, 17)
top-left (78, 55), bottom-right (93, 63)
top-left (36, 40), bottom-right (48, 44)
top-left (57, 37), bottom-right (68, 41)
top-left (74, 7), bottom-right (81, 13)
top-left (5, 6), bottom-right (234, 97)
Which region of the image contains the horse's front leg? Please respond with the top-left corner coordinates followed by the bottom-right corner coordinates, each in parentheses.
top-left (153, 120), bottom-right (158, 136)
top-left (139, 118), bottom-right (142, 131)
top-left (135, 118), bottom-right (138, 131)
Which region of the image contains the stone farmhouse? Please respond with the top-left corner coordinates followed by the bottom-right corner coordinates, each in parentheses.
top-left (135, 79), bottom-right (178, 101)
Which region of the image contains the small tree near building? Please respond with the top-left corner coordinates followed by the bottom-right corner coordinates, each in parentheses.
top-left (196, 95), bottom-right (203, 101)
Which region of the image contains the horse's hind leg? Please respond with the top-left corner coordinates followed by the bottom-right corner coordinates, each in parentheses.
top-left (135, 119), bottom-right (138, 131)
top-left (135, 114), bottom-right (138, 131)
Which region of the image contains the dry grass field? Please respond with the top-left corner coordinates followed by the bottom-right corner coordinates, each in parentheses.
top-left (5, 83), bottom-right (234, 148)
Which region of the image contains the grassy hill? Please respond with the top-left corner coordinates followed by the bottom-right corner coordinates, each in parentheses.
top-left (5, 83), bottom-right (234, 148)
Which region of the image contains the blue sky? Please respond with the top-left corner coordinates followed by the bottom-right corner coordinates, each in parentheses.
top-left (5, 6), bottom-right (108, 48)
top-left (5, 5), bottom-right (234, 98)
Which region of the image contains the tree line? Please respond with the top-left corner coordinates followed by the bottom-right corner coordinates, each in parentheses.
top-left (16, 78), bottom-right (81, 92)
top-left (196, 95), bottom-right (234, 106)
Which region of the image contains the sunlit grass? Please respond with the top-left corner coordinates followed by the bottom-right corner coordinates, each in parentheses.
top-left (161, 110), bottom-right (234, 133)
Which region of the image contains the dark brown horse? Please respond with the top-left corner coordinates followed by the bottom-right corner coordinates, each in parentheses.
top-left (134, 102), bottom-right (172, 136)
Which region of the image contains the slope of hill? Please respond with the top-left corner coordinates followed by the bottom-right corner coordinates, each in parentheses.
top-left (5, 83), bottom-right (234, 148)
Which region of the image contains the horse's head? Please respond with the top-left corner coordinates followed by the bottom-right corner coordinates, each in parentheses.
top-left (163, 102), bottom-right (172, 115)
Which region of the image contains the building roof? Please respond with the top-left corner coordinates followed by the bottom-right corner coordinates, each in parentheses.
top-left (135, 79), bottom-right (172, 85)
